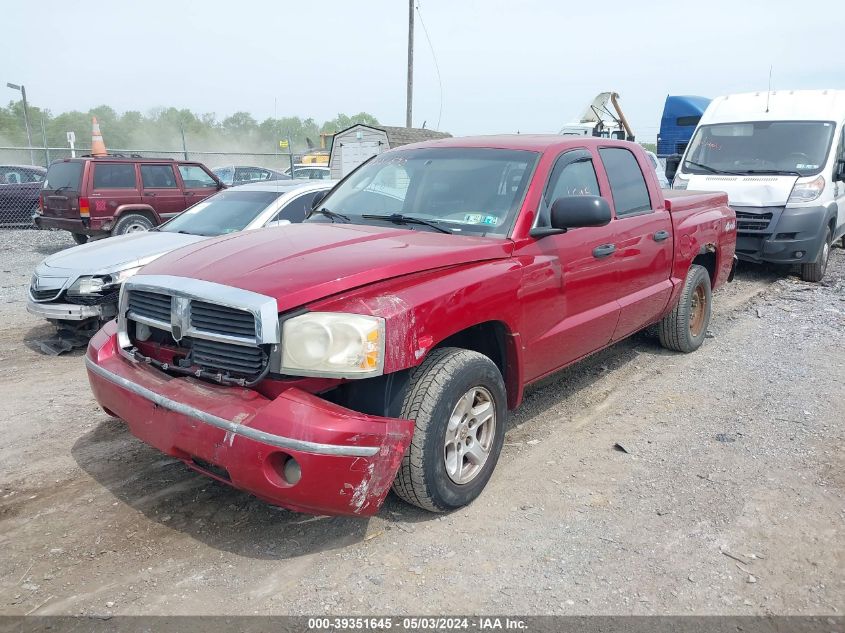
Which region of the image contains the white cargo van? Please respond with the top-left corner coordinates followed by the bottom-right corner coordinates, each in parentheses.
top-left (667, 90), bottom-right (845, 281)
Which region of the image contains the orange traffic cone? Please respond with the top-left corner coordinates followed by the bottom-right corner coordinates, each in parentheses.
top-left (90, 117), bottom-right (107, 156)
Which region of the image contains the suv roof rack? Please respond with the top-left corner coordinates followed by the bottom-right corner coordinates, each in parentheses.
top-left (79, 154), bottom-right (177, 161)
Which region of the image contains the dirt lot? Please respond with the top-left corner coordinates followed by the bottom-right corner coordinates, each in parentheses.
top-left (0, 230), bottom-right (843, 616)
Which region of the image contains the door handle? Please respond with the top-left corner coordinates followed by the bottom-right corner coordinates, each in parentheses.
top-left (145, 192), bottom-right (156, 197)
top-left (592, 243), bottom-right (616, 258)
top-left (653, 230), bottom-right (670, 242)
top-left (185, 191), bottom-right (194, 196)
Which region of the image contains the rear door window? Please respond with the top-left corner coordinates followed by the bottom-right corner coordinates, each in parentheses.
top-left (598, 148), bottom-right (652, 216)
top-left (93, 163), bottom-right (137, 189)
top-left (178, 165), bottom-right (217, 188)
top-left (140, 164), bottom-right (178, 188)
top-left (43, 161), bottom-right (83, 191)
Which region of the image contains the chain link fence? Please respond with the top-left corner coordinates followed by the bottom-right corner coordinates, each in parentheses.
top-left (0, 146), bottom-right (302, 228)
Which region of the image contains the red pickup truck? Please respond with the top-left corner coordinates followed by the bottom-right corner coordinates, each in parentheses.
top-left (86, 136), bottom-right (736, 516)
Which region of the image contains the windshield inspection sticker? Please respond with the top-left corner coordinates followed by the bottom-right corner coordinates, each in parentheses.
top-left (463, 213), bottom-right (483, 224)
top-left (482, 215), bottom-right (498, 225)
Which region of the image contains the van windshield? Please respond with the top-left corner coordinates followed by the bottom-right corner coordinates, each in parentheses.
top-left (306, 147), bottom-right (538, 237)
top-left (683, 121), bottom-right (835, 177)
top-left (43, 161), bottom-right (83, 191)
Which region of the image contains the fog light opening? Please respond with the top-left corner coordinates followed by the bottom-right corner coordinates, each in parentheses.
top-left (267, 452), bottom-right (301, 487)
top-left (793, 251), bottom-right (805, 258)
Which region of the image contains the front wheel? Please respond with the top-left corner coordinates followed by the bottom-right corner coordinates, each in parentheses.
top-left (392, 348), bottom-right (507, 512)
top-left (800, 227), bottom-right (831, 283)
top-left (658, 264), bottom-right (712, 353)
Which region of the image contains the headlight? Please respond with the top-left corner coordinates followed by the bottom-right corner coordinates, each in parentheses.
top-left (281, 312), bottom-right (385, 378)
top-left (672, 175), bottom-right (689, 190)
top-left (787, 175), bottom-right (825, 204)
top-left (67, 266), bottom-right (143, 295)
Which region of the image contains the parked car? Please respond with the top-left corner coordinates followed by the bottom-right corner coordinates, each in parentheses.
top-left (667, 89), bottom-right (845, 282)
top-left (34, 157), bottom-right (224, 244)
top-left (213, 165), bottom-right (290, 186)
top-left (28, 180), bottom-right (333, 348)
top-left (0, 165), bottom-right (46, 226)
top-left (292, 166), bottom-right (331, 180)
top-left (645, 150), bottom-right (670, 188)
top-left (86, 136), bottom-right (736, 517)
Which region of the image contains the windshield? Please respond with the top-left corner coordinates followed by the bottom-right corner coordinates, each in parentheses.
top-left (309, 147), bottom-right (539, 236)
top-left (160, 190), bottom-right (282, 236)
top-left (683, 120), bottom-right (835, 176)
top-left (43, 161), bottom-right (83, 190)
top-left (213, 167), bottom-right (234, 186)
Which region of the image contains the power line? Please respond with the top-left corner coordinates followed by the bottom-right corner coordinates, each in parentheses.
top-left (415, 0), bottom-right (444, 131)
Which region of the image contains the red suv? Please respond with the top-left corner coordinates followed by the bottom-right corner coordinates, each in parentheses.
top-left (35, 157), bottom-right (224, 243)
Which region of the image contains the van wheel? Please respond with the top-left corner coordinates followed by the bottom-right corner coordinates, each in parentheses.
top-left (392, 348), bottom-right (506, 512)
top-left (800, 228), bottom-right (831, 283)
top-left (112, 213), bottom-right (153, 236)
top-left (658, 264), bottom-right (712, 353)
top-left (71, 233), bottom-right (88, 245)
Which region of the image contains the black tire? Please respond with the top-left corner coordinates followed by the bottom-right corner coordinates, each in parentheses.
top-left (71, 232), bottom-right (88, 245)
top-left (658, 264), bottom-right (712, 353)
top-left (800, 227), bottom-right (832, 283)
top-left (393, 348), bottom-right (507, 512)
top-left (112, 213), bottom-right (154, 236)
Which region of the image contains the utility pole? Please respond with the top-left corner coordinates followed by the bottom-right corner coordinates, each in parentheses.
top-left (405, 0), bottom-right (414, 128)
top-left (6, 83), bottom-right (34, 165)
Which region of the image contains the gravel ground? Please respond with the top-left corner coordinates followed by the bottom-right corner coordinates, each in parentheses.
top-left (0, 230), bottom-right (842, 616)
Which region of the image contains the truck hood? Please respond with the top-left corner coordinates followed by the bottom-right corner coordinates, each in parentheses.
top-left (142, 223), bottom-right (513, 312)
top-left (40, 231), bottom-right (207, 275)
top-left (684, 174), bottom-right (798, 207)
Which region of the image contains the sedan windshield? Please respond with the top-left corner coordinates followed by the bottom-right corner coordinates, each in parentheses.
top-left (160, 190), bottom-right (281, 236)
top-left (683, 121), bottom-right (835, 176)
top-left (308, 148), bottom-right (539, 236)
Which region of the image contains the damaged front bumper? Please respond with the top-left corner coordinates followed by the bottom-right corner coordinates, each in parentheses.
top-left (85, 321), bottom-right (415, 516)
top-left (27, 299), bottom-right (106, 321)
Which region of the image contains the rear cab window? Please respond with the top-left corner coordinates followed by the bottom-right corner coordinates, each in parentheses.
top-left (43, 161), bottom-right (83, 191)
top-left (599, 147), bottom-right (652, 216)
top-left (93, 163), bottom-right (137, 189)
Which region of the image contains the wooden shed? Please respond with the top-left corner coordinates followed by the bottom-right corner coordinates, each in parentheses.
top-left (329, 124), bottom-right (451, 179)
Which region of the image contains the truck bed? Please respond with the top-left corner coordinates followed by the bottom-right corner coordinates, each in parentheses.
top-left (663, 190), bottom-right (728, 213)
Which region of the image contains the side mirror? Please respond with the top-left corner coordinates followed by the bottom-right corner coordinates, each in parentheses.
top-left (550, 195), bottom-right (611, 231)
top-left (836, 160), bottom-right (845, 182)
top-left (310, 190), bottom-right (327, 211)
top-left (266, 219), bottom-right (292, 228)
top-left (665, 154), bottom-right (682, 182)
top-left (216, 180), bottom-right (226, 190)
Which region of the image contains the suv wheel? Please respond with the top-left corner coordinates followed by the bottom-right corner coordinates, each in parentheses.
top-left (112, 213), bottom-right (154, 236)
top-left (392, 347), bottom-right (507, 512)
top-left (800, 227), bottom-right (832, 283)
top-left (71, 233), bottom-right (88, 245)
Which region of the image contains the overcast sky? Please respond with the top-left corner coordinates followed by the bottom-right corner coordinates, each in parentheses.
top-left (4, 0), bottom-right (843, 142)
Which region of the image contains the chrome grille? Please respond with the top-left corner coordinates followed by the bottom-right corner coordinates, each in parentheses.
top-left (127, 290), bottom-right (172, 324)
top-left (190, 301), bottom-right (256, 339)
top-left (191, 338), bottom-right (265, 376)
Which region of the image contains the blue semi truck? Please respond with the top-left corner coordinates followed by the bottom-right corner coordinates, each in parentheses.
top-left (657, 95), bottom-right (711, 157)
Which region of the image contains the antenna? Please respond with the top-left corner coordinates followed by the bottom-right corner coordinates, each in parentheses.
top-left (766, 65), bottom-right (773, 113)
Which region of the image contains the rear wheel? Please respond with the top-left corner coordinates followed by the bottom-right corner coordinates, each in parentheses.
top-left (71, 232), bottom-right (88, 245)
top-left (658, 264), bottom-right (712, 353)
top-left (800, 227), bottom-right (831, 283)
top-left (392, 348), bottom-right (507, 512)
top-left (112, 213), bottom-right (154, 236)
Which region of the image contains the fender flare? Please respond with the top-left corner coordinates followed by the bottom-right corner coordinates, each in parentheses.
top-left (113, 204), bottom-right (162, 225)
